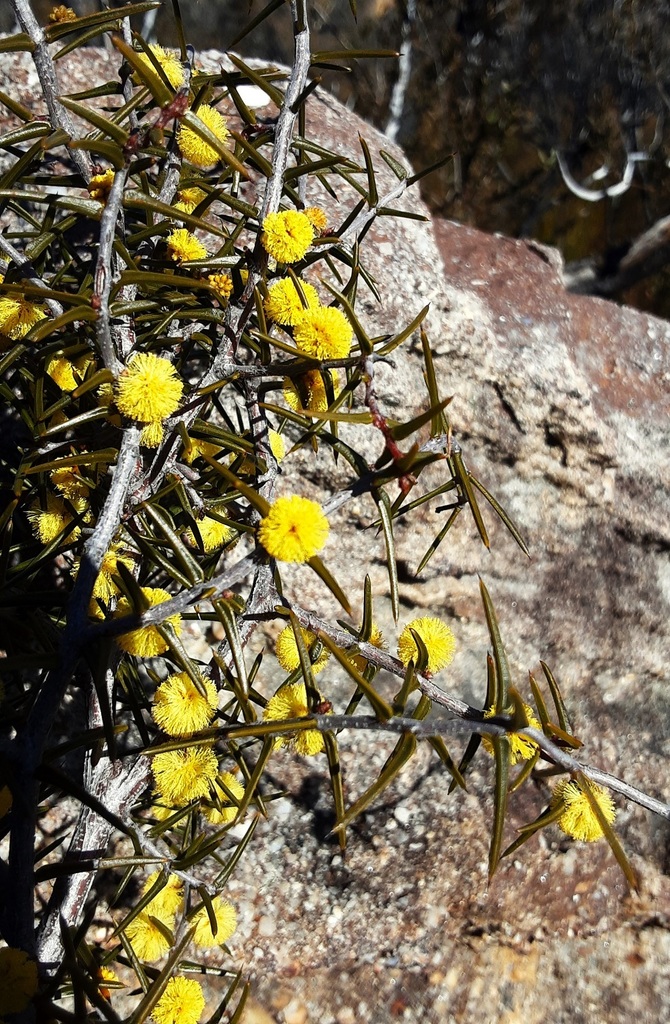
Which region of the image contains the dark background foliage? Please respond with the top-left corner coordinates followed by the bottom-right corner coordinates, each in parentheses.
top-left (9, 0), bottom-right (670, 313)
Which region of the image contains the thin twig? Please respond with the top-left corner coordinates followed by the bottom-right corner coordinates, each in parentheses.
top-left (308, 714), bottom-right (670, 821)
top-left (11, 0), bottom-right (92, 182)
top-left (0, 236), bottom-right (63, 317)
top-left (257, 0), bottom-right (311, 223)
top-left (94, 168), bottom-right (130, 375)
top-left (90, 550), bottom-right (260, 639)
top-left (4, 427), bottom-right (141, 954)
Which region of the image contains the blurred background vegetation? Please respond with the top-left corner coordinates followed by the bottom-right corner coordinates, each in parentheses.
top-left (7, 0), bottom-right (670, 315)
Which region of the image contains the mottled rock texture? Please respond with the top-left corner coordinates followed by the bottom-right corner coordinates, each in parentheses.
top-left (1, 44), bottom-right (669, 1024)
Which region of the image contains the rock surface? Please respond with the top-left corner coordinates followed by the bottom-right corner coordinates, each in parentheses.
top-left (1, 44), bottom-right (669, 1024)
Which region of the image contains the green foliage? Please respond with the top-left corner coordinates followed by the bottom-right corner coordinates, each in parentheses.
top-left (0, 1), bottom-right (661, 1020)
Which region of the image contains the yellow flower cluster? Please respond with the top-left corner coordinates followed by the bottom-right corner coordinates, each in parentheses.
top-left (264, 277), bottom-right (319, 326)
top-left (167, 228), bottom-right (208, 264)
top-left (190, 895), bottom-right (237, 948)
top-left (114, 353), bottom-right (183, 447)
top-left (0, 286), bottom-right (47, 341)
top-left (276, 624), bottom-right (330, 675)
top-left (46, 351), bottom-right (94, 391)
top-left (153, 977), bottom-right (205, 1024)
top-left (258, 494), bottom-right (329, 563)
top-left (283, 369), bottom-right (340, 414)
top-left (186, 514), bottom-right (236, 553)
top-left (124, 873), bottom-right (236, 963)
top-left (134, 44), bottom-right (185, 89)
top-left (304, 206), bottom-right (328, 231)
top-left (397, 616), bottom-right (456, 675)
top-left (51, 465), bottom-right (89, 502)
top-left (209, 272), bottom-right (234, 302)
top-left (261, 210), bottom-right (314, 263)
top-left (48, 5), bottom-right (77, 23)
top-left (177, 105), bottom-right (229, 169)
top-left (293, 305), bottom-right (353, 360)
top-left (551, 778), bottom-right (616, 842)
top-left (152, 746), bottom-right (219, 804)
top-left (72, 541), bottom-right (134, 605)
top-left (124, 872), bottom-right (184, 961)
top-left (27, 493), bottom-right (86, 546)
top-left (202, 771), bottom-right (245, 825)
top-left (114, 586), bottom-right (182, 657)
top-left (152, 672), bottom-right (218, 736)
top-left (88, 168), bottom-right (115, 202)
top-left (263, 682), bottom-right (326, 756)
top-left (481, 702), bottom-right (542, 765)
top-left (174, 186), bottom-right (207, 213)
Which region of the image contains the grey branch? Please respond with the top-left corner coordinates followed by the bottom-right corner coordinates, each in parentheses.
top-left (258, 0), bottom-right (312, 222)
top-left (11, 0), bottom-right (92, 182)
top-left (94, 168), bottom-right (130, 375)
top-left (309, 713), bottom-right (670, 822)
top-left (0, 235), bottom-right (63, 317)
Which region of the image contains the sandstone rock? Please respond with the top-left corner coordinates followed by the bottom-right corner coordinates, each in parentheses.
top-left (2, 44), bottom-right (669, 1024)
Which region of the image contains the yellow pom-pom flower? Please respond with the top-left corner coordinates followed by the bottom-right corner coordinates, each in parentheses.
top-left (88, 168), bottom-right (115, 202)
top-left (0, 947), bottom-right (38, 1017)
top-left (397, 616), bottom-right (456, 675)
top-left (275, 624), bottom-right (329, 675)
top-left (74, 543), bottom-right (133, 603)
top-left (293, 306), bottom-right (353, 360)
top-left (177, 105), bottom-right (229, 169)
top-left (551, 778), bottom-right (616, 842)
top-left (258, 494), bottom-right (329, 563)
top-left (152, 746), bottom-right (219, 804)
top-left (51, 466), bottom-right (90, 502)
top-left (153, 977), bottom-right (205, 1024)
top-left (191, 896), bottom-right (237, 949)
top-left (481, 702), bottom-right (542, 765)
top-left (261, 210), bottom-right (314, 264)
top-left (114, 586), bottom-right (182, 657)
top-left (283, 369), bottom-right (339, 414)
top-left (27, 493), bottom-right (83, 545)
top-left (304, 206), bottom-right (328, 231)
top-left (0, 291), bottom-right (47, 340)
top-left (174, 186), bottom-right (207, 213)
top-left (203, 771), bottom-right (245, 825)
top-left (46, 351), bottom-right (93, 390)
top-left (115, 353), bottom-right (183, 425)
top-left (152, 672), bottom-right (218, 736)
top-left (263, 277), bottom-right (320, 326)
top-left (263, 682), bottom-right (326, 756)
top-left (46, 355), bottom-right (79, 391)
top-left (124, 912), bottom-right (173, 962)
top-left (141, 871), bottom-right (184, 918)
top-left (166, 228), bottom-right (208, 264)
top-left (134, 44), bottom-right (185, 89)
top-left (186, 515), bottom-right (236, 553)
